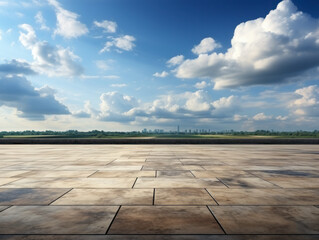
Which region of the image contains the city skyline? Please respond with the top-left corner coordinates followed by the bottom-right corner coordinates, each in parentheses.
top-left (0, 0), bottom-right (319, 131)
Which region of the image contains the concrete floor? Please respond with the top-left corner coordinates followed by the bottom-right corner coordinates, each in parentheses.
top-left (0, 144), bottom-right (318, 239)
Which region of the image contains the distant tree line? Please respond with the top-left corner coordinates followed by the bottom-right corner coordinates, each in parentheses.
top-left (0, 130), bottom-right (319, 138)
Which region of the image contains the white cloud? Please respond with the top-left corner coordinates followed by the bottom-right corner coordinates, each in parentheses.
top-left (100, 35), bottom-right (136, 53)
top-left (48, 0), bottom-right (88, 39)
top-left (153, 71), bottom-right (169, 78)
top-left (0, 74), bottom-right (69, 120)
top-left (35, 11), bottom-right (50, 31)
top-left (194, 81), bottom-right (208, 89)
top-left (276, 115), bottom-right (288, 120)
top-left (19, 24), bottom-right (83, 77)
top-left (253, 113), bottom-right (272, 121)
top-left (81, 75), bottom-right (119, 79)
top-left (98, 92), bottom-right (138, 122)
top-left (111, 83), bottom-right (127, 88)
top-left (95, 60), bottom-right (109, 71)
top-left (289, 85), bottom-right (319, 116)
top-left (175, 0), bottom-right (319, 89)
top-left (167, 55), bottom-right (184, 67)
top-left (94, 20), bottom-right (117, 33)
top-left (192, 37), bottom-right (221, 55)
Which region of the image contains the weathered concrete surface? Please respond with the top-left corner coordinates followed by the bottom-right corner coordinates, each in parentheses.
top-left (0, 144), bottom-right (318, 238)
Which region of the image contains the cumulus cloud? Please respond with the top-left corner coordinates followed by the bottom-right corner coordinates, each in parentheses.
top-left (94, 20), bottom-right (117, 33)
top-left (85, 89), bottom-right (239, 124)
top-left (35, 11), bottom-right (50, 31)
top-left (192, 37), bottom-right (221, 55)
top-left (19, 24), bottom-right (83, 77)
top-left (73, 101), bottom-right (96, 119)
top-left (167, 55), bottom-right (184, 67)
top-left (0, 74), bottom-right (69, 120)
top-left (194, 81), bottom-right (208, 89)
top-left (98, 92), bottom-right (138, 122)
top-left (175, 0), bottom-right (319, 89)
top-left (253, 113), bottom-right (272, 121)
top-left (100, 35), bottom-right (136, 53)
top-left (290, 85), bottom-right (319, 116)
top-left (153, 71), bottom-right (169, 78)
top-left (0, 59), bottom-right (36, 75)
top-left (48, 0), bottom-right (88, 39)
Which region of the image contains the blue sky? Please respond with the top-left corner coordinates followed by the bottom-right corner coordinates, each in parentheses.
top-left (0, 0), bottom-right (319, 131)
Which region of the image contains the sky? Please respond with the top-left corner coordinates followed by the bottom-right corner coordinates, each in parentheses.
top-left (0, 0), bottom-right (319, 131)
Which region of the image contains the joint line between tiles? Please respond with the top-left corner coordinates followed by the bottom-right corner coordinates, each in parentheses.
top-left (48, 188), bottom-right (73, 205)
top-left (205, 188), bottom-right (219, 205)
top-left (132, 177), bottom-right (138, 188)
top-left (206, 205), bottom-right (227, 235)
top-left (105, 205), bottom-right (121, 235)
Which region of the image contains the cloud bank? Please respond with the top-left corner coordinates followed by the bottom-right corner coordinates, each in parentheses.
top-left (174, 0), bottom-right (319, 89)
top-left (19, 24), bottom-right (83, 77)
top-left (0, 74), bottom-right (69, 120)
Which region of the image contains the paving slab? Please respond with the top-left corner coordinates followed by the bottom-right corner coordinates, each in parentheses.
top-left (250, 170), bottom-right (319, 178)
top-left (15, 170), bottom-right (95, 178)
top-left (90, 170), bottom-right (155, 178)
top-left (264, 177), bottom-right (319, 188)
top-left (207, 188), bottom-right (319, 205)
top-left (108, 206), bottom-right (224, 234)
top-left (52, 188), bottom-right (153, 205)
top-left (155, 188), bottom-right (217, 205)
top-left (209, 206), bottom-right (319, 234)
top-left (157, 170), bottom-right (194, 178)
top-left (134, 177), bottom-right (226, 188)
top-left (0, 188), bottom-right (70, 205)
top-left (0, 171), bottom-right (30, 178)
top-left (219, 177), bottom-right (279, 188)
top-left (0, 206), bottom-right (119, 234)
top-left (192, 170), bottom-right (255, 178)
top-left (0, 206), bottom-right (9, 212)
top-left (0, 178), bottom-right (19, 186)
top-left (2, 177), bottom-right (136, 188)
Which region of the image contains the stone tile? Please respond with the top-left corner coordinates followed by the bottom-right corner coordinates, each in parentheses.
top-left (0, 178), bottom-right (19, 186)
top-left (0, 206), bottom-right (119, 234)
top-left (0, 206), bottom-right (9, 212)
top-left (157, 171), bottom-right (194, 178)
top-left (192, 170), bottom-right (254, 178)
top-left (102, 165), bottom-right (142, 171)
top-left (0, 171), bottom-right (29, 178)
top-left (2, 178), bottom-right (136, 188)
top-left (53, 188), bottom-right (153, 205)
top-left (90, 170), bottom-right (155, 178)
top-left (134, 178), bottom-right (226, 188)
top-left (209, 206), bottom-right (319, 234)
top-left (108, 206), bottom-right (224, 234)
top-left (250, 170), bottom-right (319, 178)
top-left (0, 188), bottom-right (70, 205)
top-left (155, 188), bottom-right (217, 205)
top-left (265, 177), bottom-right (319, 188)
top-left (16, 170), bottom-right (95, 178)
top-left (207, 188), bottom-right (319, 205)
top-left (219, 177), bottom-right (278, 188)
